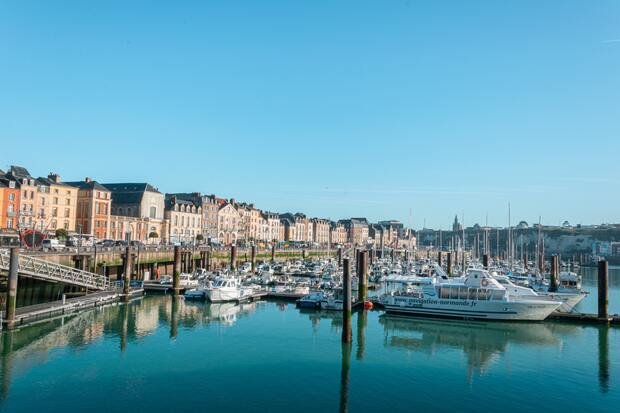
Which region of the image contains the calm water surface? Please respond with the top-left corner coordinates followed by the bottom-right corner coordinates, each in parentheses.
top-left (0, 270), bottom-right (618, 413)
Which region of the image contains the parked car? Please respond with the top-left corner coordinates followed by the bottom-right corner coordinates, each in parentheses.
top-left (129, 240), bottom-right (145, 248)
top-left (41, 239), bottom-right (65, 251)
top-left (115, 240), bottom-right (128, 247)
top-left (101, 239), bottom-right (116, 247)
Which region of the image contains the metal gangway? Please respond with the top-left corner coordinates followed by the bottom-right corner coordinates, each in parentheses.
top-left (0, 248), bottom-right (109, 291)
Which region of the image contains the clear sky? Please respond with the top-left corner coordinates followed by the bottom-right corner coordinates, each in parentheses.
top-left (1, 1), bottom-right (619, 229)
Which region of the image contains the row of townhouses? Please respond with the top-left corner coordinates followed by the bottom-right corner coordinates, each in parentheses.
top-left (0, 165), bottom-right (416, 248)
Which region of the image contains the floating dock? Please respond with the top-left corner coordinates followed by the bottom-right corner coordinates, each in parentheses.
top-left (2, 288), bottom-right (144, 329)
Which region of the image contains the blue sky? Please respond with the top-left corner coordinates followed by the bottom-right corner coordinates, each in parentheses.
top-left (1, 1), bottom-right (619, 229)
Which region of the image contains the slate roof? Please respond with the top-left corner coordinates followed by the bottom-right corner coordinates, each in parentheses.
top-left (36, 177), bottom-right (73, 188)
top-left (65, 180), bottom-right (111, 192)
top-left (8, 165), bottom-right (32, 179)
top-left (103, 183), bottom-right (161, 205)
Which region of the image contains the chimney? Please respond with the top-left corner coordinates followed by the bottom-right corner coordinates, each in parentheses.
top-left (85, 177), bottom-right (92, 183)
top-left (48, 173), bottom-right (61, 183)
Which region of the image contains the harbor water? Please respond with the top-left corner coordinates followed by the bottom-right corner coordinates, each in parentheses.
top-left (0, 268), bottom-right (618, 412)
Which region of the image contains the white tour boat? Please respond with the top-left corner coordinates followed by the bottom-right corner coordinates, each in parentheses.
top-left (380, 269), bottom-right (561, 321)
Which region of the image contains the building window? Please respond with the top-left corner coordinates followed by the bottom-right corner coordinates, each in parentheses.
top-left (65, 208), bottom-right (70, 218)
top-left (66, 198), bottom-right (71, 205)
top-left (96, 203), bottom-right (100, 214)
top-left (54, 197), bottom-right (58, 204)
top-left (52, 208), bottom-right (57, 217)
top-left (150, 206), bottom-right (157, 219)
top-left (9, 193), bottom-right (15, 201)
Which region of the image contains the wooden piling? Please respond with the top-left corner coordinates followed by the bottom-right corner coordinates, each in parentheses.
top-left (123, 246), bottom-right (132, 298)
top-left (337, 247), bottom-right (343, 267)
top-left (5, 248), bottom-right (19, 327)
top-left (342, 258), bottom-right (352, 343)
top-left (482, 254), bottom-right (489, 269)
top-left (251, 245), bottom-right (257, 272)
top-left (598, 260), bottom-right (609, 319)
top-left (271, 245), bottom-right (276, 263)
top-left (438, 251), bottom-right (443, 268)
top-left (173, 246), bottom-right (181, 294)
top-left (206, 249), bottom-right (212, 270)
top-left (358, 251), bottom-right (368, 302)
top-left (447, 251), bottom-right (453, 275)
top-left (230, 245), bottom-right (237, 271)
top-left (549, 255), bottom-right (559, 292)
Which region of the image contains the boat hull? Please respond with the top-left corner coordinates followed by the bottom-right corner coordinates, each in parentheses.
top-left (206, 288), bottom-right (241, 303)
top-left (383, 300), bottom-right (560, 321)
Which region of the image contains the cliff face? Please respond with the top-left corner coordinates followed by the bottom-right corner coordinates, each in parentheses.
top-left (417, 227), bottom-right (620, 255)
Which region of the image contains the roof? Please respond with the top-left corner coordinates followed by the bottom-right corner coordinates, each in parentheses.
top-left (9, 165), bottom-right (32, 179)
top-left (36, 176), bottom-right (72, 188)
top-left (165, 193), bottom-right (202, 210)
top-left (65, 180), bottom-right (111, 192)
top-left (103, 183), bottom-right (161, 205)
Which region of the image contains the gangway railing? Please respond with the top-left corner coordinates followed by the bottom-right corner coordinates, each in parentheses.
top-left (0, 248), bottom-right (109, 290)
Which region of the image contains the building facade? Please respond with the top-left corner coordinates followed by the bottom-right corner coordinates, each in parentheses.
top-left (330, 221), bottom-right (348, 245)
top-left (36, 174), bottom-right (79, 234)
top-left (65, 178), bottom-right (112, 239)
top-left (312, 218), bottom-right (330, 245)
top-left (163, 194), bottom-right (202, 244)
top-left (217, 202), bottom-right (241, 246)
top-left (0, 177), bottom-right (19, 231)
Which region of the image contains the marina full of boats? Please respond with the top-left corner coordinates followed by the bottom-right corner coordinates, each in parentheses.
top-left (155, 253), bottom-right (589, 322)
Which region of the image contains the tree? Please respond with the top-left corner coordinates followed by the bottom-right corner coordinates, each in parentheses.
top-left (55, 228), bottom-right (68, 240)
top-left (148, 232), bottom-right (159, 239)
top-left (196, 234), bottom-right (205, 243)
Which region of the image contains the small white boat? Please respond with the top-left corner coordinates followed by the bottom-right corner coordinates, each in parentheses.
top-left (179, 273), bottom-right (199, 288)
top-left (297, 291), bottom-right (326, 309)
top-left (206, 277), bottom-right (253, 303)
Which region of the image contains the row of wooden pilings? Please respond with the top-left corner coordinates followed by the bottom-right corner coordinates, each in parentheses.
top-left (341, 249), bottom-right (370, 343)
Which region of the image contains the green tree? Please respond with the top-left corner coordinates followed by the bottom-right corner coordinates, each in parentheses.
top-left (196, 234), bottom-right (204, 243)
top-left (55, 228), bottom-right (68, 240)
top-left (148, 232), bottom-right (159, 239)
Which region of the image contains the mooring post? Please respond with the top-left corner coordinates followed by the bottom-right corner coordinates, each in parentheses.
top-left (302, 249), bottom-right (306, 261)
top-left (4, 247), bottom-right (19, 328)
top-left (438, 251), bottom-right (443, 268)
top-left (447, 251), bottom-right (453, 275)
top-left (358, 251), bottom-right (368, 303)
top-left (206, 249), bottom-right (212, 270)
top-left (230, 245), bottom-right (237, 271)
top-left (173, 246), bottom-right (181, 294)
top-left (549, 255), bottom-right (559, 292)
top-left (271, 244), bottom-right (276, 263)
top-left (337, 247), bottom-right (343, 267)
top-left (483, 254), bottom-right (489, 269)
top-left (251, 245), bottom-right (257, 273)
top-left (342, 258), bottom-right (352, 343)
top-left (390, 248), bottom-right (395, 263)
top-left (123, 246), bottom-right (132, 298)
top-left (598, 260), bottom-right (609, 320)
top-left (538, 252), bottom-right (545, 274)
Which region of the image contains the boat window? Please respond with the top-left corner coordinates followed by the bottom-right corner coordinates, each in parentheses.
top-left (491, 290), bottom-right (505, 300)
top-left (458, 287), bottom-right (469, 300)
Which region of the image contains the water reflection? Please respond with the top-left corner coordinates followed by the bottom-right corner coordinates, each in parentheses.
top-left (379, 316), bottom-right (584, 382)
top-left (0, 295), bottom-right (260, 402)
top-left (339, 342), bottom-right (351, 413)
top-left (598, 327), bottom-right (609, 393)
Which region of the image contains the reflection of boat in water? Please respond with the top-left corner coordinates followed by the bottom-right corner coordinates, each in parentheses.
top-left (204, 302), bottom-right (257, 326)
top-left (379, 315), bottom-right (568, 378)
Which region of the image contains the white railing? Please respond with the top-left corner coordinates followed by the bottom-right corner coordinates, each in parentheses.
top-left (0, 249), bottom-right (109, 290)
